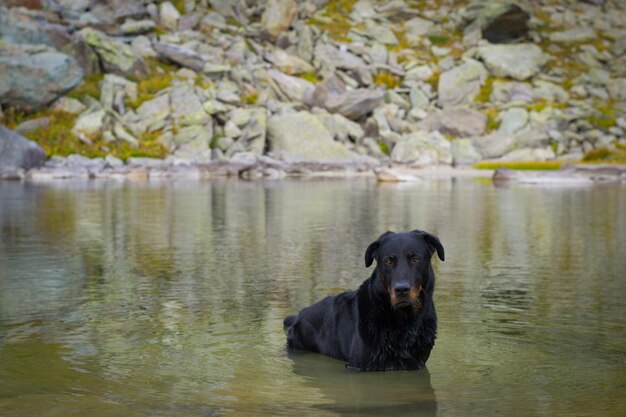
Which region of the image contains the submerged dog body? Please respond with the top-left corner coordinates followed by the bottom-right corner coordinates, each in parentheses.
top-left (284, 230), bottom-right (444, 371)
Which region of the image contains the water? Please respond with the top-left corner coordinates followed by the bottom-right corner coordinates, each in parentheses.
top-left (0, 178), bottom-right (625, 417)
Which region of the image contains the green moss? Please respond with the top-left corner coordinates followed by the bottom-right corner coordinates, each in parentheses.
top-left (582, 146), bottom-right (626, 164)
top-left (209, 134), bottom-right (223, 150)
top-left (474, 161), bottom-right (567, 170)
top-left (588, 102), bottom-right (617, 129)
top-left (374, 71), bottom-right (402, 89)
top-left (299, 72), bottom-right (320, 84)
top-left (378, 141), bottom-right (390, 155)
top-left (242, 91), bottom-right (259, 105)
top-left (475, 77), bottom-right (495, 103)
top-left (127, 61), bottom-right (176, 109)
top-left (483, 107), bottom-right (500, 132)
top-left (66, 74), bottom-right (104, 100)
top-left (172, 0), bottom-right (186, 15)
top-left (428, 34), bottom-right (450, 47)
top-left (308, 0), bottom-right (358, 42)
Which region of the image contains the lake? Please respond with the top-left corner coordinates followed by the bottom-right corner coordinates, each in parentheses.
top-left (0, 178), bottom-right (625, 417)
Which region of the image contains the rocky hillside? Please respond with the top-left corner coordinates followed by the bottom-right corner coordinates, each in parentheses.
top-left (1, 0), bottom-right (625, 177)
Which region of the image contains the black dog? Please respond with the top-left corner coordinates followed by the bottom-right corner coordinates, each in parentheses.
top-left (284, 230), bottom-right (444, 371)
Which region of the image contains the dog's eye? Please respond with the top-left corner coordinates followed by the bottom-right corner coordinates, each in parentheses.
top-left (384, 257), bottom-right (395, 265)
top-left (411, 256), bottom-right (420, 264)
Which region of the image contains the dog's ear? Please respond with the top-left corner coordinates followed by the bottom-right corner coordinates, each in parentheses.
top-left (412, 230), bottom-right (445, 261)
top-left (365, 231), bottom-right (394, 267)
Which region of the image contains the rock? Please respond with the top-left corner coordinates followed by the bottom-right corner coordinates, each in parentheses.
top-left (77, 28), bottom-right (147, 78)
top-left (498, 107), bottom-right (529, 135)
top-left (315, 109), bottom-right (365, 142)
top-left (120, 19), bottom-right (155, 35)
top-left (268, 69), bottom-right (315, 103)
top-left (131, 93), bottom-right (170, 134)
top-left (439, 107), bottom-right (487, 137)
top-left (216, 79), bottom-right (240, 104)
top-left (549, 28), bottom-right (597, 43)
top-left (267, 111), bottom-right (358, 163)
top-left (170, 81), bottom-right (209, 127)
top-left (463, 2), bottom-right (529, 43)
top-left (472, 131), bottom-right (517, 158)
top-left (532, 80), bottom-right (569, 103)
top-left (490, 80), bottom-right (534, 103)
top-left (0, 125), bottom-right (46, 170)
top-left (404, 16), bottom-right (434, 45)
top-left (72, 108), bottom-right (107, 140)
top-left (153, 42), bottom-right (205, 72)
top-left (16, 117), bottom-right (50, 135)
top-left (266, 48), bottom-right (315, 75)
top-left (50, 97), bottom-right (87, 114)
top-left (238, 108), bottom-right (267, 156)
top-left (326, 89), bottom-right (385, 120)
top-left (607, 78), bottom-right (626, 101)
top-left (159, 1), bottom-right (181, 30)
top-left (0, 44), bottom-right (83, 111)
top-left (363, 20), bottom-right (398, 44)
top-left (100, 74), bottom-right (137, 113)
top-left (477, 43), bottom-right (548, 81)
top-left (261, 0), bottom-right (297, 40)
top-left (294, 21), bottom-right (314, 63)
top-left (0, 6), bottom-right (71, 49)
top-left (375, 168), bottom-right (422, 182)
top-left (437, 59), bottom-right (488, 108)
top-left (131, 35), bottom-right (158, 58)
top-left (314, 44), bottom-right (368, 72)
top-left (499, 147), bottom-right (555, 161)
top-left (312, 74), bottom-right (347, 108)
top-left (451, 138), bottom-right (483, 165)
top-left (405, 65), bottom-right (434, 82)
top-left (390, 131), bottom-right (452, 166)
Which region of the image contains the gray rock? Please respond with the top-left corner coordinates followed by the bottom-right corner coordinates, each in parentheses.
top-left (268, 69), bottom-right (315, 103)
top-left (72, 108), bottom-right (107, 139)
top-left (463, 2), bottom-right (529, 44)
top-left (499, 147), bottom-right (555, 161)
top-left (437, 59), bottom-right (488, 108)
top-left (326, 89), bottom-right (385, 120)
top-left (472, 131), bottom-right (518, 159)
top-left (451, 138), bottom-right (483, 165)
top-left (0, 6), bottom-right (71, 49)
top-left (314, 44), bottom-right (368, 72)
top-left (0, 44), bottom-right (83, 111)
top-left (153, 42), bottom-right (205, 72)
top-left (120, 19), bottom-right (155, 35)
top-left (265, 48), bottom-right (315, 75)
top-left (477, 43), bottom-right (549, 81)
top-left (532, 80), bottom-right (569, 103)
top-left (498, 107), bottom-right (530, 135)
top-left (404, 16), bottom-right (434, 45)
top-left (131, 35), bottom-right (158, 58)
top-left (238, 109), bottom-right (267, 156)
top-left (100, 74), bottom-right (137, 113)
top-left (267, 111), bottom-right (358, 163)
top-left (77, 27), bottom-right (148, 78)
top-left (0, 125), bottom-right (46, 170)
top-left (315, 109), bottom-right (365, 142)
top-left (405, 65), bottom-right (434, 82)
top-left (390, 131), bottom-right (452, 166)
top-left (50, 97), bottom-right (87, 114)
top-left (550, 28), bottom-right (597, 43)
top-left (294, 21), bottom-right (314, 63)
top-left (170, 81), bottom-right (209, 127)
top-left (131, 94), bottom-right (170, 134)
top-left (159, 1), bottom-right (181, 30)
top-left (607, 78), bottom-right (626, 101)
top-left (261, 0), bottom-right (297, 40)
top-left (439, 107), bottom-right (487, 137)
top-left (490, 80), bottom-right (534, 103)
top-left (15, 117), bottom-right (50, 135)
top-left (363, 20), bottom-right (398, 44)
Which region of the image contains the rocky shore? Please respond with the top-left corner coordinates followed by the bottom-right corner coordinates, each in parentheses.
top-left (1, 0), bottom-right (626, 181)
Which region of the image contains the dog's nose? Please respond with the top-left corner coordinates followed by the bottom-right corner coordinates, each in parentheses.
top-left (394, 283), bottom-right (410, 296)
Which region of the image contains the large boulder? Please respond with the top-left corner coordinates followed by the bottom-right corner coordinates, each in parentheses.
top-left (477, 43), bottom-right (549, 81)
top-left (0, 7), bottom-right (71, 49)
top-left (438, 59), bottom-right (488, 108)
top-left (153, 42), bottom-right (205, 72)
top-left (76, 27), bottom-right (148, 78)
top-left (0, 44), bottom-right (83, 111)
top-left (0, 125), bottom-right (46, 170)
top-left (326, 89), bottom-right (385, 120)
top-left (439, 107), bottom-right (487, 137)
top-left (267, 111), bottom-right (359, 163)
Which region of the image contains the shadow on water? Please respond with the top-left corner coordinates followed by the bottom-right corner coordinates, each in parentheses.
top-left (287, 350), bottom-right (437, 417)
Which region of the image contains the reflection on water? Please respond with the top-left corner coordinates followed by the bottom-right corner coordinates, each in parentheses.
top-left (0, 179), bottom-right (625, 417)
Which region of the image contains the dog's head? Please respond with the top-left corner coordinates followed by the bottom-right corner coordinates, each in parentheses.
top-left (365, 230), bottom-right (444, 311)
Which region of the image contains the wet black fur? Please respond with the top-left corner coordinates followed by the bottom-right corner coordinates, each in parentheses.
top-left (284, 230), bottom-right (444, 371)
